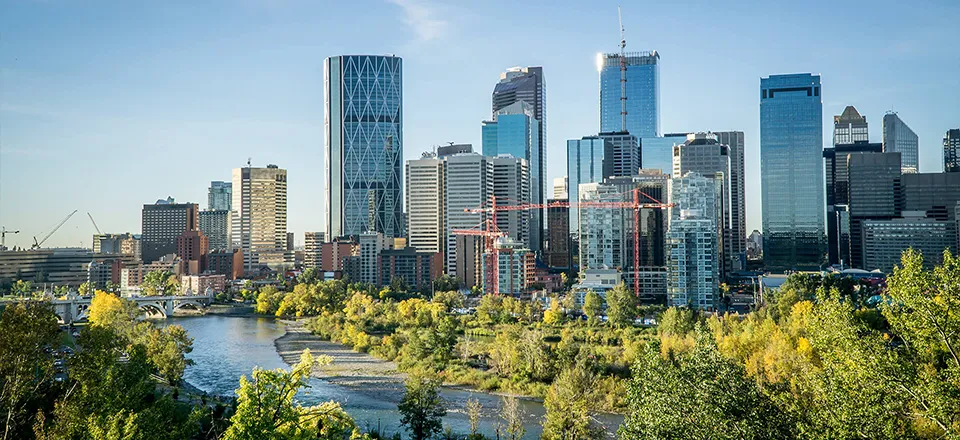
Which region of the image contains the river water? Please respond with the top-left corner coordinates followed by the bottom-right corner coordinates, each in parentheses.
top-left (167, 316), bottom-right (621, 439)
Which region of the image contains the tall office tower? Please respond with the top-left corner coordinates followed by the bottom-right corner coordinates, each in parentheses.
top-left (846, 152), bottom-right (902, 269)
top-left (208, 181), bottom-right (232, 211)
top-left (902, 173), bottom-right (960, 254)
top-left (710, 131), bottom-right (746, 271)
top-left (482, 101), bottom-right (541, 253)
top-left (304, 232), bottom-right (324, 269)
top-left (639, 133), bottom-right (689, 176)
top-left (760, 73), bottom-right (825, 271)
top-left (833, 106), bottom-right (869, 145)
top-left (491, 155), bottom-right (531, 247)
top-left (578, 182), bottom-right (627, 271)
top-left (823, 142), bottom-right (883, 266)
top-left (567, 136), bottom-right (610, 239)
top-left (444, 154), bottom-right (494, 280)
top-left (553, 176), bottom-right (568, 199)
top-left (667, 173), bottom-right (719, 311)
top-left (672, 133), bottom-right (732, 278)
top-left (324, 55), bottom-right (403, 239)
top-left (406, 154), bottom-right (446, 256)
top-left (600, 131), bottom-right (641, 177)
top-left (546, 199), bottom-right (570, 270)
top-left (231, 165), bottom-right (289, 272)
top-left (177, 230), bottom-right (209, 275)
top-left (606, 170), bottom-right (670, 268)
top-left (199, 210), bottom-right (231, 251)
top-left (882, 112), bottom-right (919, 174)
top-left (599, 51), bottom-right (660, 137)
top-left (946, 129), bottom-right (960, 173)
top-left (141, 198), bottom-right (199, 263)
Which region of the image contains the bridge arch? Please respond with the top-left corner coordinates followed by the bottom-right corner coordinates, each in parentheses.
top-left (173, 301), bottom-right (205, 313)
top-left (139, 303), bottom-right (167, 319)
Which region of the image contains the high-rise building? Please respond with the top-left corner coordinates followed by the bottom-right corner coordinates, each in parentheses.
top-left (667, 173), bottom-right (719, 311)
top-left (141, 199), bottom-right (198, 264)
top-left (672, 133), bottom-right (733, 278)
top-left (578, 182), bottom-right (627, 271)
top-left (711, 131), bottom-right (746, 271)
top-left (553, 176), bottom-right (568, 199)
top-left (599, 51), bottom-right (660, 137)
top-left (863, 212), bottom-right (952, 272)
top-left (406, 153), bottom-right (446, 257)
top-left (379, 248), bottom-right (443, 293)
top-left (208, 181), bottom-right (232, 211)
top-left (822, 142), bottom-right (883, 266)
top-left (760, 73), bottom-right (825, 271)
top-left (208, 249), bottom-right (243, 280)
top-left (444, 154), bottom-right (494, 280)
top-left (177, 230), bottom-right (209, 275)
top-left (482, 101), bottom-right (541, 253)
top-left (606, 171), bottom-right (670, 269)
top-left (320, 239), bottom-right (356, 272)
top-left (324, 55), bottom-right (403, 239)
top-left (599, 131), bottom-right (640, 178)
top-left (304, 232), bottom-right (324, 269)
top-left (546, 198), bottom-right (571, 270)
top-left (231, 165), bottom-right (289, 272)
top-left (567, 136), bottom-right (610, 239)
top-left (492, 67), bottom-right (545, 250)
top-left (945, 129), bottom-right (960, 173)
top-left (845, 152), bottom-right (902, 268)
top-left (491, 155), bottom-right (531, 248)
top-left (639, 132), bottom-right (689, 177)
top-left (357, 232), bottom-right (390, 285)
top-left (833, 106), bottom-right (869, 145)
top-left (882, 112), bottom-right (919, 173)
top-left (481, 237), bottom-right (535, 296)
top-left (902, 172), bottom-right (960, 253)
top-left (199, 210), bottom-right (230, 252)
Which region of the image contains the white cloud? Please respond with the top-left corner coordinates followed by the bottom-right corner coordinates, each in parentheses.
top-left (387, 0), bottom-right (449, 42)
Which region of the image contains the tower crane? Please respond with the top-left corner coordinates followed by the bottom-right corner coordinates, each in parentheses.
top-left (452, 217), bottom-right (505, 296)
top-left (463, 189), bottom-right (673, 297)
top-left (618, 5), bottom-right (628, 132)
top-left (88, 212), bottom-right (102, 234)
top-left (32, 210), bottom-right (78, 249)
top-left (1, 227), bottom-right (19, 250)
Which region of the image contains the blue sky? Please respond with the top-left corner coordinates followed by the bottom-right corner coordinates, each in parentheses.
top-left (1, 0), bottom-right (958, 249)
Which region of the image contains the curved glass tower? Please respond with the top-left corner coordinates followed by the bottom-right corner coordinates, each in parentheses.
top-left (760, 73), bottom-right (825, 271)
top-left (324, 55), bottom-right (404, 239)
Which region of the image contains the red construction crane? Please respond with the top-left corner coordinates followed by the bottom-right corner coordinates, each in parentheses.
top-left (452, 215), bottom-right (505, 296)
top-left (464, 189), bottom-right (673, 297)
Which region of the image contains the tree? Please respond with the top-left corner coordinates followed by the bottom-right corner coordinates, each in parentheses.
top-left (78, 281), bottom-right (92, 297)
top-left (618, 331), bottom-right (793, 440)
top-left (432, 274), bottom-right (461, 293)
top-left (500, 396), bottom-right (525, 440)
top-left (255, 286), bottom-right (284, 315)
top-left (465, 398), bottom-right (482, 439)
top-left (0, 301), bottom-right (60, 439)
top-left (88, 291), bottom-right (139, 330)
top-left (11, 280), bottom-right (34, 298)
top-left (141, 324), bottom-right (194, 385)
top-left (297, 267), bottom-right (320, 285)
top-left (398, 374), bottom-right (447, 440)
top-left (605, 282), bottom-right (637, 328)
top-left (222, 350), bottom-right (360, 439)
top-left (431, 290), bottom-right (464, 313)
top-left (142, 270), bottom-right (178, 296)
top-left (582, 291), bottom-right (604, 326)
top-left (542, 296), bottom-right (565, 326)
top-left (541, 361), bottom-right (602, 440)
top-left (391, 276), bottom-right (411, 294)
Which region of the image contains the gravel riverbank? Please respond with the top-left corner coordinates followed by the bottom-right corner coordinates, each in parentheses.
top-left (274, 320), bottom-right (407, 402)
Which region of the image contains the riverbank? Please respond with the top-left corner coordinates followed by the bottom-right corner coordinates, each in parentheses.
top-left (275, 320), bottom-right (408, 402)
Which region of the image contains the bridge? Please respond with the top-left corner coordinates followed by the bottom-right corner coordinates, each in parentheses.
top-left (52, 293), bottom-right (212, 324)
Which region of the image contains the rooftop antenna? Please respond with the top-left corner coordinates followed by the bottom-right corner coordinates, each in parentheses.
top-left (247, 157), bottom-right (252, 167)
top-left (618, 5), bottom-right (628, 132)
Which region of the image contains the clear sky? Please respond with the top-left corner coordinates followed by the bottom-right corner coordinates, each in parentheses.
top-left (1, 0), bottom-right (958, 250)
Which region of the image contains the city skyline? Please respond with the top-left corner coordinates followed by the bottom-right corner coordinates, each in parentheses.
top-left (2, 0), bottom-right (959, 249)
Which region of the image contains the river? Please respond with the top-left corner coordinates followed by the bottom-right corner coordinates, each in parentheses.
top-left (167, 316), bottom-right (622, 439)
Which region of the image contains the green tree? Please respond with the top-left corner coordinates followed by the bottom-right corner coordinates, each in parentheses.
top-left (542, 296), bottom-right (565, 326)
top-left (391, 276), bottom-right (410, 294)
top-left (431, 290), bottom-right (464, 312)
top-left (296, 267), bottom-right (319, 285)
top-left (255, 286), bottom-right (284, 315)
top-left (142, 270), bottom-right (178, 296)
top-left (541, 361), bottom-right (602, 440)
top-left (432, 274), bottom-right (461, 293)
top-left (582, 291), bottom-right (604, 326)
top-left (11, 280), bottom-right (34, 298)
top-left (222, 350), bottom-right (361, 440)
top-left (77, 281), bottom-right (92, 297)
top-left (619, 331), bottom-right (793, 440)
top-left (500, 396), bottom-right (525, 440)
top-left (0, 301), bottom-right (60, 439)
top-left (605, 282), bottom-right (637, 328)
top-left (141, 324), bottom-right (194, 385)
top-left (465, 398), bottom-right (482, 439)
top-left (398, 374), bottom-right (446, 440)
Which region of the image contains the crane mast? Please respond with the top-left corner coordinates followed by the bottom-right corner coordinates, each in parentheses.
top-left (619, 6), bottom-right (628, 132)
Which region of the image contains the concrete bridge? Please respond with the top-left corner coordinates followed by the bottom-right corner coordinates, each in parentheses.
top-left (52, 293), bottom-right (212, 324)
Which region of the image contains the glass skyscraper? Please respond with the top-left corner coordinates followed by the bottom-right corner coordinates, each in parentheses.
top-left (882, 112), bottom-right (919, 173)
top-left (482, 101), bottom-right (541, 253)
top-left (208, 181), bottom-right (232, 211)
top-left (639, 133), bottom-right (688, 176)
top-left (324, 55), bottom-right (404, 239)
top-left (598, 51), bottom-right (659, 137)
top-left (760, 73), bottom-right (825, 271)
top-left (567, 136), bottom-right (609, 242)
